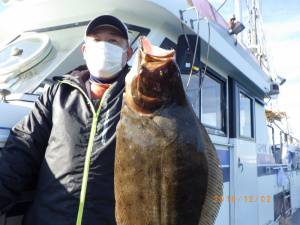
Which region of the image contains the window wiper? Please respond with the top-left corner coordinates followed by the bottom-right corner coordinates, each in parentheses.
top-left (0, 89), bottom-right (38, 104)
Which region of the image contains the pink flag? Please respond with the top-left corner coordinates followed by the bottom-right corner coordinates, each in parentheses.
top-left (192, 0), bottom-right (228, 29)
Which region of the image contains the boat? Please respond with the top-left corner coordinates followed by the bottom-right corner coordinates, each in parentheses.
top-left (0, 0), bottom-right (299, 224)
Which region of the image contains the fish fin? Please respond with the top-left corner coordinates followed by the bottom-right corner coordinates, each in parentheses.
top-left (198, 129), bottom-right (223, 225)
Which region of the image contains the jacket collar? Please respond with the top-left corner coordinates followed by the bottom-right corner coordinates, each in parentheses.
top-left (55, 65), bottom-right (129, 100)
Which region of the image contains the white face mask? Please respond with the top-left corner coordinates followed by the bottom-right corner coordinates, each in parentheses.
top-left (84, 40), bottom-right (127, 80)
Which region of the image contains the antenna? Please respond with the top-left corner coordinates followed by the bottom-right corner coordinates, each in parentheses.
top-left (234, 0), bottom-right (243, 43)
top-left (245, 0), bottom-right (278, 80)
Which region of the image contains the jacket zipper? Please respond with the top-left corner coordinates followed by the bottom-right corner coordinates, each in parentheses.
top-left (59, 81), bottom-right (108, 225)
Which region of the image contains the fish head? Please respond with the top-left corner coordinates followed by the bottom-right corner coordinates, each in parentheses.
top-left (125, 36), bottom-right (186, 114)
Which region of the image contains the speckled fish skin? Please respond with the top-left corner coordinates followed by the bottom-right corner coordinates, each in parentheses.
top-left (115, 37), bottom-right (223, 225)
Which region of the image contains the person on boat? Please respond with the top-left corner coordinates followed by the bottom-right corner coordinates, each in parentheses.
top-left (0, 15), bottom-right (133, 225)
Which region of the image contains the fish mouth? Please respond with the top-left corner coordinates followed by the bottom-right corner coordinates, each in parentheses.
top-left (125, 37), bottom-right (183, 114)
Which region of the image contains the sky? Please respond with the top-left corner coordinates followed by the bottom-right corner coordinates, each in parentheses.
top-left (0, 0), bottom-right (299, 139)
top-left (208, 0), bottom-right (300, 140)
top-left (260, 0), bottom-right (300, 140)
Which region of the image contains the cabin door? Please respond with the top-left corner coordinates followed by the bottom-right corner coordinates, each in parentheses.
top-left (231, 139), bottom-right (259, 225)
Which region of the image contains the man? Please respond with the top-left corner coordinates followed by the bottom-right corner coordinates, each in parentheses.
top-left (0, 15), bottom-right (133, 225)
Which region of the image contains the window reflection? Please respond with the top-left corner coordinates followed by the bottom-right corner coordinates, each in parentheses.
top-left (239, 92), bottom-right (252, 137)
top-left (181, 75), bottom-right (200, 118)
top-left (201, 75), bottom-right (222, 130)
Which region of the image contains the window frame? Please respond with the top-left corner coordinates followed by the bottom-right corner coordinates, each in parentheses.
top-left (200, 68), bottom-right (227, 136)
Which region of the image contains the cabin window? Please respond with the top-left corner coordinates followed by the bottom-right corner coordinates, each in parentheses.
top-left (239, 92), bottom-right (253, 138)
top-left (160, 37), bottom-right (176, 50)
top-left (181, 75), bottom-right (200, 118)
top-left (200, 73), bottom-right (226, 134)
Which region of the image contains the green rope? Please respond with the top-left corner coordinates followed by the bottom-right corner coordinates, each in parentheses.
top-left (76, 96), bottom-right (106, 225)
top-left (59, 80), bottom-right (108, 225)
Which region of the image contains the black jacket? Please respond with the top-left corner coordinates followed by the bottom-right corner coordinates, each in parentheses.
top-left (0, 67), bottom-right (128, 225)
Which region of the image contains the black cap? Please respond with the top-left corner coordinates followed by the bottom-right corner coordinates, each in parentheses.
top-left (85, 15), bottom-right (128, 40)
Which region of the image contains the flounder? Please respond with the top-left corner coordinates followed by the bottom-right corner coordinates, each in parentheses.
top-left (115, 37), bottom-right (223, 225)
